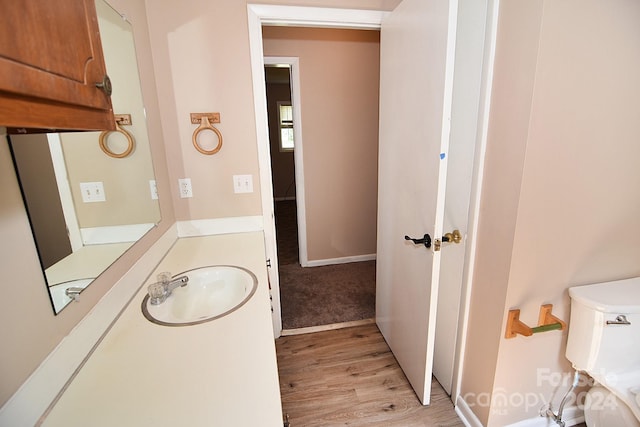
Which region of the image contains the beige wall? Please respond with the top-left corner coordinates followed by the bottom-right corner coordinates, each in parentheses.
top-left (0, 0), bottom-right (174, 407)
top-left (461, 1), bottom-right (640, 425)
top-left (61, 126), bottom-right (159, 228)
top-left (263, 26), bottom-right (380, 261)
top-left (459, 1), bottom-right (543, 423)
top-left (62, 2), bottom-right (159, 229)
top-left (145, 0), bottom-right (264, 220)
top-left (144, 0), bottom-right (397, 235)
top-left (0, 0), bottom-right (400, 408)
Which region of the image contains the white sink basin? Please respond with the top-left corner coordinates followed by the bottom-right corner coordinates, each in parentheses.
top-left (142, 265), bottom-right (257, 326)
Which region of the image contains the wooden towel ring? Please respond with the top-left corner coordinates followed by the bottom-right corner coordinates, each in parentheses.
top-left (192, 116), bottom-right (223, 155)
top-left (99, 121), bottom-right (135, 159)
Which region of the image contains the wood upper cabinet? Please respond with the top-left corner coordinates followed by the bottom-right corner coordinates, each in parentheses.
top-left (0, 0), bottom-right (115, 131)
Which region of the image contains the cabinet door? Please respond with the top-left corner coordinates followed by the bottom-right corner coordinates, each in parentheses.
top-left (0, 0), bottom-right (114, 130)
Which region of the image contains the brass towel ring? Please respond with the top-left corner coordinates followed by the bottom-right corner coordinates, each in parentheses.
top-left (192, 116), bottom-right (223, 155)
top-left (99, 115), bottom-right (135, 158)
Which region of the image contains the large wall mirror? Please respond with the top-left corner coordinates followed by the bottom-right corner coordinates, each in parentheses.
top-left (8, 0), bottom-right (160, 314)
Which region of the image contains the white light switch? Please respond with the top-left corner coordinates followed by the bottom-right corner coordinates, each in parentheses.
top-left (233, 175), bottom-right (253, 193)
top-left (79, 182), bottom-right (106, 203)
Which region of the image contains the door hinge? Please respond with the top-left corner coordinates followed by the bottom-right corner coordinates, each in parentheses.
top-left (266, 258), bottom-right (272, 268)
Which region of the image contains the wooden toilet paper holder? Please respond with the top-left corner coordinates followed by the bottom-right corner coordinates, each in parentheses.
top-left (505, 304), bottom-right (567, 339)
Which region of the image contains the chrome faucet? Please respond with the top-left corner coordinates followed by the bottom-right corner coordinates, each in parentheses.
top-left (147, 274), bottom-right (189, 305)
top-left (65, 286), bottom-right (84, 302)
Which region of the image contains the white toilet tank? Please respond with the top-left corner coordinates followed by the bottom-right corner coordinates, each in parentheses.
top-left (566, 276), bottom-right (640, 427)
top-left (566, 276), bottom-right (640, 375)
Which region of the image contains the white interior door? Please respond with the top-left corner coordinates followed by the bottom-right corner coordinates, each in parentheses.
top-left (376, 0), bottom-right (458, 405)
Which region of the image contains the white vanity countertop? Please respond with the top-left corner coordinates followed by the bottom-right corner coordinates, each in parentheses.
top-left (42, 232), bottom-right (283, 427)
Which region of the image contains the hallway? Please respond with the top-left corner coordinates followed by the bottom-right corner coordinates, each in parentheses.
top-left (275, 201), bottom-right (376, 330)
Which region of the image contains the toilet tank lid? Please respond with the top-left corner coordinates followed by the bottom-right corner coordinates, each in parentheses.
top-left (569, 276), bottom-right (640, 313)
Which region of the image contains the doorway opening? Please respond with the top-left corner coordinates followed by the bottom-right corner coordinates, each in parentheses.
top-left (262, 27), bottom-right (380, 332)
top-left (249, 2), bottom-right (491, 408)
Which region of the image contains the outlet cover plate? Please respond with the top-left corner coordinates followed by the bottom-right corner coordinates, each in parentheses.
top-left (149, 180), bottom-right (158, 200)
top-left (178, 178), bottom-right (193, 198)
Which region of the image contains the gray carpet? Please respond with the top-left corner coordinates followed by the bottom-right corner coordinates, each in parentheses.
top-left (275, 200), bottom-right (376, 330)
top-left (279, 261), bottom-right (376, 329)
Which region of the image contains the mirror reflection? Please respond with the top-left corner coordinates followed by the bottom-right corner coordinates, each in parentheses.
top-left (8, 0), bottom-right (160, 314)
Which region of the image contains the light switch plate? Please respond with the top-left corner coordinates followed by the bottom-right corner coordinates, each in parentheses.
top-left (79, 182), bottom-right (106, 203)
top-left (233, 175), bottom-right (253, 193)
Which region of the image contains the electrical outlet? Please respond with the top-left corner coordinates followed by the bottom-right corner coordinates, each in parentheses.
top-left (178, 178), bottom-right (193, 198)
top-left (149, 180), bottom-right (158, 200)
top-left (233, 175), bottom-right (254, 194)
top-left (79, 182), bottom-right (106, 203)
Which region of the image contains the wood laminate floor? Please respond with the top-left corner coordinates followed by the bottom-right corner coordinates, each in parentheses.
top-left (275, 323), bottom-right (465, 427)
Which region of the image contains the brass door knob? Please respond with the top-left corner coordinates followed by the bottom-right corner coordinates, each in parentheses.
top-left (442, 229), bottom-right (462, 244)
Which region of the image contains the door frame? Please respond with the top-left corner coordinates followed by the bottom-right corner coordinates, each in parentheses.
top-left (46, 133), bottom-right (83, 252)
top-left (247, 4), bottom-right (387, 339)
top-left (263, 57), bottom-right (309, 267)
top-left (246, 2), bottom-right (493, 403)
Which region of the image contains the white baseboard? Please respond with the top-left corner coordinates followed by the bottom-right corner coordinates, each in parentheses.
top-left (454, 394), bottom-right (585, 427)
top-left (176, 216), bottom-right (264, 237)
top-left (504, 417), bottom-right (554, 427)
top-left (503, 407), bottom-right (584, 427)
top-left (456, 395), bottom-right (484, 427)
top-left (303, 253), bottom-right (376, 267)
top-left (0, 225), bottom-right (177, 427)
